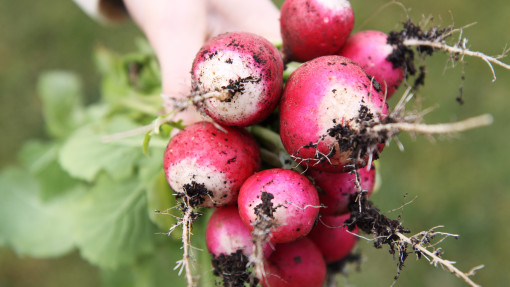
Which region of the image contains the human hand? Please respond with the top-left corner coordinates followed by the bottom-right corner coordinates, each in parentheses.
top-left (123, 0), bottom-right (281, 125)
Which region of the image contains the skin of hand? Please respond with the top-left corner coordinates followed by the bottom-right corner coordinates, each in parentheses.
top-left (123, 0), bottom-right (281, 125)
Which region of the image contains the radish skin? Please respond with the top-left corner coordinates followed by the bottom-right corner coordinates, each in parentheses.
top-left (280, 56), bottom-right (388, 172)
top-left (260, 238), bottom-right (326, 287)
top-left (308, 213), bottom-right (359, 263)
top-left (206, 206), bottom-right (272, 258)
top-left (191, 32), bottom-right (283, 127)
top-left (164, 121), bottom-right (260, 207)
top-left (308, 165), bottom-right (376, 215)
top-left (339, 30), bottom-right (404, 98)
top-left (238, 168), bottom-right (320, 243)
top-left (280, 0), bottom-right (354, 62)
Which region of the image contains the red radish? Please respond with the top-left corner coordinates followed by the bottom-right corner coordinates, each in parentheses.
top-left (339, 30), bottom-right (404, 98)
top-left (206, 206), bottom-right (272, 258)
top-left (191, 32), bottom-right (284, 127)
top-left (279, 56), bottom-right (388, 172)
top-left (280, 0), bottom-right (354, 62)
top-left (237, 168), bottom-right (320, 243)
top-left (308, 214), bottom-right (358, 263)
top-left (163, 121), bottom-right (260, 208)
top-left (308, 165), bottom-right (376, 216)
top-left (260, 238), bottom-right (326, 287)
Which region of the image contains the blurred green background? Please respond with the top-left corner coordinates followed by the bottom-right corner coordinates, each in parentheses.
top-left (1, 0), bottom-right (509, 286)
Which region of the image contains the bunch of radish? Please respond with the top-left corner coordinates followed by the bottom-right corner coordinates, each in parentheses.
top-left (160, 0), bottom-right (495, 286)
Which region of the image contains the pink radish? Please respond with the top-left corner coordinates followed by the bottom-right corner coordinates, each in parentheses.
top-left (163, 121), bottom-right (260, 208)
top-left (279, 55), bottom-right (388, 172)
top-left (308, 213), bottom-right (358, 263)
top-left (237, 168), bottom-right (320, 243)
top-left (308, 165), bottom-right (376, 216)
top-left (280, 0), bottom-right (354, 62)
top-left (260, 237), bottom-right (326, 287)
top-left (339, 30), bottom-right (404, 98)
top-left (206, 206), bottom-right (272, 258)
top-left (191, 32), bottom-right (284, 127)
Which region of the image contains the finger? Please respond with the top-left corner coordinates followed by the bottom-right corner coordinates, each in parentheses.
top-left (208, 0), bottom-right (281, 42)
top-left (124, 0), bottom-right (207, 122)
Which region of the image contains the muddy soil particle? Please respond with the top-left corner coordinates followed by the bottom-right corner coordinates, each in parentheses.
top-left (254, 192), bottom-right (276, 219)
top-left (221, 76), bottom-right (261, 100)
top-left (177, 181), bottom-right (213, 208)
top-left (387, 20), bottom-right (451, 90)
top-left (211, 249), bottom-right (258, 287)
top-left (345, 192), bottom-right (411, 275)
top-left (325, 105), bottom-right (383, 166)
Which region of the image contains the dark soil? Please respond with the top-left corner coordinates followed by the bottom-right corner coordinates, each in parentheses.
top-left (174, 181), bottom-right (213, 224)
top-left (177, 181), bottom-right (213, 208)
top-left (387, 20), bottom-right (452, 90)
top-left (325, 105), bottom-right (388, 170)
top-left (211, 249), bottom-right (258, 287)
top-left (221, 76), bottom-right (261, 100)
top-left (254, 192), bottom-right (277, 219)
top-left (344, 192), bottom-right (411, 278)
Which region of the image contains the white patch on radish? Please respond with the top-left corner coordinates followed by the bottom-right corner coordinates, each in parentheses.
top-left (318, 82), bottom-right (378, 139)
top-left (316, 82), bottom-right (380, 162)
top-left (317, 83), bottom-right (364, 134)
top-left (217, 232), bottom-right (245, 255)
top-left (166, 157), bottom-right (234, 207)
top-left (195, 51), bottom-right (266, 124)
top-left (315, 0), bottom-right (351, 12)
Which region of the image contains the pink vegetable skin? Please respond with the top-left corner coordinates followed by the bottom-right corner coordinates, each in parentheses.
top-left (206, 206), bottom-right (272, 258)
top-left (237, 168), bottom-right (319, 243)
top-left (308, 214), bottom-right (358, 263)
top-left (163, 121), bottom-right (260, 208)
top-left (280, 0), bottom-right (354, 62)
top-left (339, 30), bottom-right (404, 98)
top-left (191, 32), bottom-right (284, 127)
top-left (308, 165), bottom-right (376, 216)
top-left (280, 56), bottom-right (388, 172)
top-left (261, 238), bottom-right (326, 287)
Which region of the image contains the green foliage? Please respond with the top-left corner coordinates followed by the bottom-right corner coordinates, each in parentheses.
top-left (73, 174), bottom-right (155, 268)
top-left (59, 121), bottom-right (144, 182)
top-left (0, 41), bottom-right (192, 284)
top-left (37, 71), bottom-right (85, 139)
top-left (101, 243), bottom-right (187, 287)
top-left (0, 167), bottom-right (85, 257)
top-left (18, 140), bottom-right (78, 200)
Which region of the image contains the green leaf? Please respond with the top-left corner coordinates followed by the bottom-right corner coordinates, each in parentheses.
top-left (193, 210), bottom-right (215, 287)
top-left (94, 46), bottom-right (131, 104)
top-left (142, 132), bottom-right (152, 157)
top-left (0, 167), bottom-right (84, 257)
top-left (145, 172), bottom-right (177, 231)
top-left (19, 140), bottom-right (78, 200)
top-left (138, 147), bottom-right (180, 234)
top-left (73, 174), bottom-right (155, 268)
top-left (59, 119), bottom-right (144, 182)
top-left (101, 242), bottom-right (186, 287)
top-left (37, 71), bottom-right (84, 139)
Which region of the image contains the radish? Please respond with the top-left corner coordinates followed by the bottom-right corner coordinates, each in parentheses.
top-left (339, 30), bottom-right (404, 98)
top-left (280, 0), bottom-right (354, 62)
top-left (279, 55), bottom-right (388, 172)
top-left (206, 206), bottom-right (272, 258)
top-left (308, 165), bottom-right (376, 216)
top-left (191, 32), bottom-right (284, 127)
top-left (308, 213), bottom-right (358, 263)
top-left (163, 121), bottom-right (260, 208)
top-left (260, 237), bottom-right (326, 287)
top-left (237, 168), bottom-right (320, 243)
